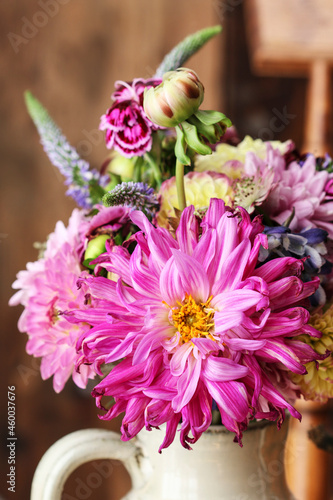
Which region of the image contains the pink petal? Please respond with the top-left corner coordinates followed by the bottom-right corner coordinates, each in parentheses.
top-left (176, 205), bottom-right (198, 256)
top-left (213, 239), bottom-right (251, 294)
top-left (172, 355), bottom-right (202, 412)
top-left (206, 380), bottom-right (249, 421)
top-left (203, 356), bottom-right (249, 381)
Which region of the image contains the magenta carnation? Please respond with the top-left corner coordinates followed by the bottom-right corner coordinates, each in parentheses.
top-left (263, 154), bottom-right (333, 237)
top-left (100, 78), bottom-right (162, 158)
top-left (67, 200), bottom-right (321, 451)
top-left (9, 209), bottom-right (96, 393)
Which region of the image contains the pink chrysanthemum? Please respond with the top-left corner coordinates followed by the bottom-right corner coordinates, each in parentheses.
top-left (67, 200), bottom-right (321, 450)
top-left (100, 78), bottom-right (163, 158)
top-left (9, 209), bottom-right (96, 393)
top-left (263, 154), bottom-right (333, 237)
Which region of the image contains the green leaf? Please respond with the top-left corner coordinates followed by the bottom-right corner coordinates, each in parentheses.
top-left (194, 109), bottom-right (232, 127)
top-left (155, 25), bottom-right (222, 77)
top-left (144, 152), bottom-right (162, 187)
top-left (175, 126), bottom-right (191, 165)
top-left (187, 115), bottom-right (217, 143)
top-left (132, 156), bottom-right (144, 183)
top-left (182, 121), bottom-right (212, 156)
top-left (25, 91), bottom-right (50, 126)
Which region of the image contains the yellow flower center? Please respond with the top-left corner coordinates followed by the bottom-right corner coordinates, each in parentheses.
top-left (167, 294), bottom-right (215, 344)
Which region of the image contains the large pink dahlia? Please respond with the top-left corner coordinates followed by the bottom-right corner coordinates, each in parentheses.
top-left (9, 209), bottom-right (96, 392)
top-left (68, 200), bottom-right (321, 450)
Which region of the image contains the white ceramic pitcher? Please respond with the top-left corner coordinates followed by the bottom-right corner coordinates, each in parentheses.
top-left (30, 420), bottom-right (295, 500)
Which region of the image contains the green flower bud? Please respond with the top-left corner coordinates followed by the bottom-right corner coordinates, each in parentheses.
top-left (106, 152), bottom-right (135, 181)
top-left (83, 234), bottom-right (110, 269)
top-left (143, 68), bottom-right (204, 128)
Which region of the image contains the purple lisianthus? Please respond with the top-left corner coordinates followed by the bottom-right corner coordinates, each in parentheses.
top-left (65, 200), bottom-right (322, 451)
top-left (100, 78), bottom-right (163, 158)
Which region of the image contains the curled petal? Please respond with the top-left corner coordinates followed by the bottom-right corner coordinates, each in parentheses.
top-left (203, 356), bottom-right (249, 381)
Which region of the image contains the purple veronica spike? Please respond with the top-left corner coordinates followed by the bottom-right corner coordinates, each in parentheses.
top-left (25, 91), bottom-right (109, 208)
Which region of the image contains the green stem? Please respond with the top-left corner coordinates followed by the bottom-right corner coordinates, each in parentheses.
top-left (133, 157), bottom-right (143, 183)
top-left (144, 153), bottom-right (162, 187)
top-left (176, 159), bottom-right (186, 212)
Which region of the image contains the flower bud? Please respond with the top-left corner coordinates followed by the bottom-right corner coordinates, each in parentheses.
top-left (106, 151), bottom-right (135, 181)
top-left (83, 234), bottom-right (110, 269)
top-left (143, 68), bottom-right (204, 128)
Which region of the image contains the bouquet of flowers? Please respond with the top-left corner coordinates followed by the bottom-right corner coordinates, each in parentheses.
top-left (10, 26), bottom-right (333, 453)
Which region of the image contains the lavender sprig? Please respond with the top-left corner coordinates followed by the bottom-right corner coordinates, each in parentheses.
top-left (103, 182), bottom-right (159, 218)
top-left (25, 91), bottom-right (108, 209)
top-left (154, 25), bottom-right (222, 78)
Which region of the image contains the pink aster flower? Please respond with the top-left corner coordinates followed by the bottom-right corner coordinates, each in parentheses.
top-left (66, 200), bottom-right (321, 451)
top-left (263, 154), bottom-right (333, 237)
top-left (9, 209), bottom-right (96, 393)
top-left (233, 144), bottom-right (279, 213)
top-left (100, 78), bottom-right (163, 158)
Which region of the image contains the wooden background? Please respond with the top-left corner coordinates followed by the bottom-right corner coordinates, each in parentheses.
top-left (1, 1), bottom-right (332, 499)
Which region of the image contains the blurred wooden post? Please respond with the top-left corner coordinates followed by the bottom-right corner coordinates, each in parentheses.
top-left (244, 2), bottom-right (333, 498)
top-left (244, 0), bottom-right (333, 155)
top-left (303, 60), bottom-right (331, 155)
top-left (285, 400), bottom-right (331, 500)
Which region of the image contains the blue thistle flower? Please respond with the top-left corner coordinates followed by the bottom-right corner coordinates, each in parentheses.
top-left (103, 182), bottom-right (159, 218)
top-left (25, 91), bottom-right (108, 209)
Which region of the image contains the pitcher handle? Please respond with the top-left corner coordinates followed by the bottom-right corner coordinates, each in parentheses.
top-left (30, 428), bottom-right (150, 499)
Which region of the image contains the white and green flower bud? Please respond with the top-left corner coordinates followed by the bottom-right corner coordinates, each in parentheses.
top-left (143, 68), bottom-right (204, 128)
top-left (83, 234), bottom-right (110, 269)
top-left (106, 151), bottom-right (135, 182)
